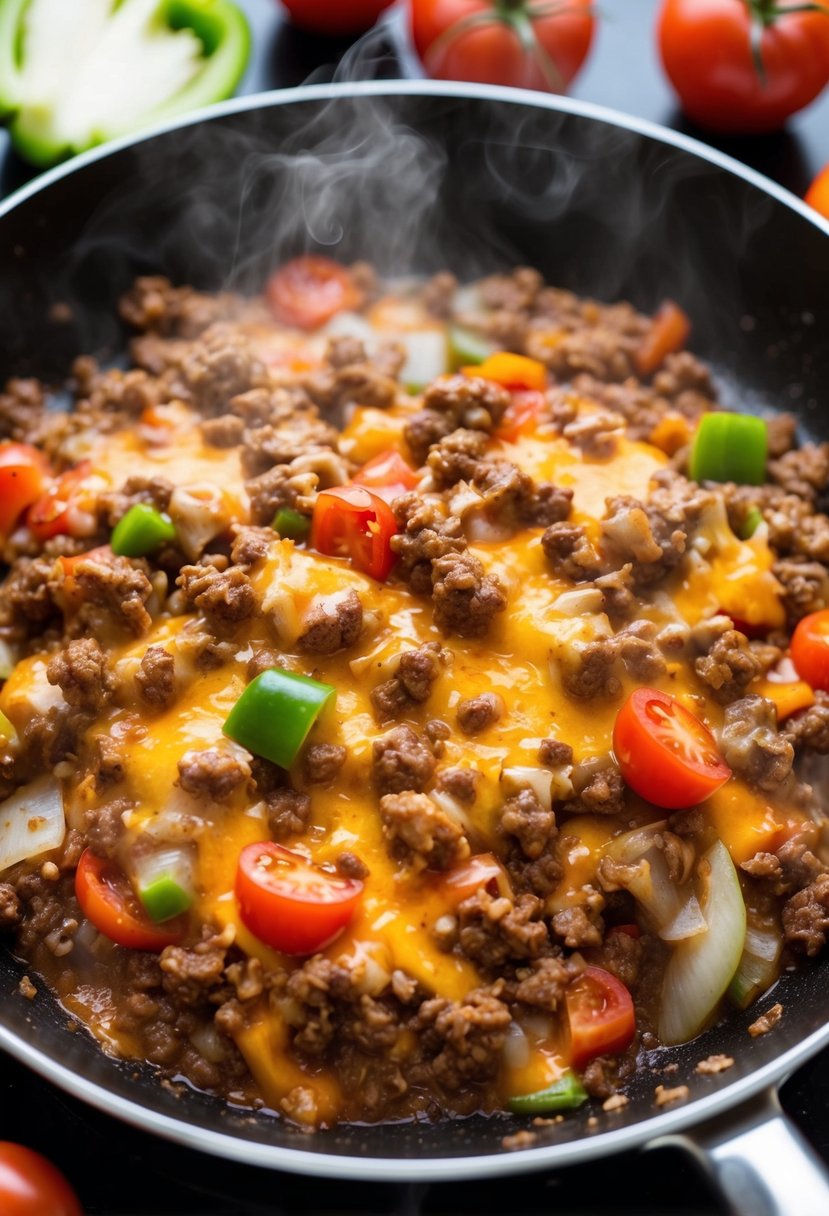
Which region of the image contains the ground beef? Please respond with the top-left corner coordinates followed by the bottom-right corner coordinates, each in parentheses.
top-left (46, 639), bottom-right (116, 712)
top-left (500, 788), bottom-right (555, 860)
top-left (229, 527), bottom-right (274, 568)
top-left (551, 905), bottom-right (603, 949)
top-left (201, 413), bottom-right (245, 448)
top-left (768, 443), bottom-right (829, 503)
top-left (177, 564), bottom-right (257, 632)
top-left (427, 429), bottom-right (489, 488)
top-left (513, 956), bottom-right (579, 1014)
top-left (469, 461), bottom-right (573, 530)
top-left (380, 791), bottom-right (468, 871)
top-left (391, 493), bottom-right (466, 594)
top-left (100, 474), bottom-right (174, 528)
top-left (694, 626), bottom-right (762, 704)
top-left (541, 522), bottom-right (602, 582)
top-left (720, 695), bottom-right (794, 790)
top-left (178, 325), bottom-right (264, 416)
top-left (264, 787), bottom-right (312, 839)
top-left (370, 643), bottom-right (443, 721)
top-left (303, 743), bottom-right (347, 785)
top-left (594, 928), bottom-right (643, 989)
top-left (582, 1057), bottom-right (617, 1101)
top-left (742, 833), bottom-right (826, 896)
top-left (600, 494), bottom-right (687, 589)
top-left (615, 620), bottom-right (667, 681)
top-left (563, 409), bottom-right (625, 457)
top-left (82, 799), bottom-right (130, 858)
top-left (774, 558), bottom-right (829, 624)
top-left (416, 987), bottom-right (511, 1091)
top-left (435, 767), bottom-right (479, 805)
top-left (0, 378), bottom-right (46, 443)
top-left (73, 553), bottom-right (154, 636)
top-left (119, 276), bottom-right (240, 338)
top-left (456, 692), bottom-right (503, 734)
top-left (423, 375), bottom-right (509, 432)
top-left (563, 758), bottom-right (626, 816)
top-left (297, 590), bottom-right (363, 655)
top-left (421, 272), bottom-right (458, 318)
top-left (783, 692), bottom-right (829, 752)
top-left (431, 551), bottom-right (507, 638)
top-left (159, 931), bottom-right (230, 1007)
top-left (560, 640), bottom-right (621, 700)
top-left (457, 890), bottom-right (548, 968)
top-left (0, 556), bottom-right (58, 637)
top-left (782, 874), bottom-right (829, 956)
top-left (91, 735), bottom-right (124, 786)
top-left (538, 738), bottom-right (574, 768)
top-left (372, 726), bottom-right (436, 796)
top-left (0, 882), bottom-right (22, 929)
top-left (245, 463), bottom-right (319, 527)
top-left (178, 747), bottom-right (251, 801)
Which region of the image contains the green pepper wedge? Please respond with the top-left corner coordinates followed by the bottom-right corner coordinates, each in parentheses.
top-left (688, 412), bottom-right (767, 486)
top-left (0, 0), bottom-right (250, 167)
top-left (507, 1070), bottom-right (589, 1115)
top-left (272, 507), bottom-right (311, 543)
top-left (111, 503), bottom-right (177, 557)
top-left (223, 669), bottom-right (336, 770)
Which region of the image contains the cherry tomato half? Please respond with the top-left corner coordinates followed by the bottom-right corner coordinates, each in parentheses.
top-left (495, 390), bottom-right (546, 443)
top-left (411, 0), bottom-right (594, 93)
top-left (235, 842), bottom-right (364, 955)
top-left (75, 849), bottom-right (183, 952)
top-left (27, 461), bottom-right (94, 542)
top-left (0, 1143), bottom-right (82, 1216)
top-left (0, 443), bottom-right (51, 539)
top-left (613, 688), bottom-right (731, 809)
top-left (439, 852), bottom-right (508, 906)
top-left (265, 256), bottom-right (359, 331)
top-left (791, 609), bottom-right (829, 692)
top-left (311, 484), bottom-right (398, 581)
top-left (658, 0), bottom-right (829, 135)
top-left (806, 164), bottom-right (829, 223)
top-left (352, 449), bottom-right (419, 504)
top-left (566, 965), bottom-right (636, 1069)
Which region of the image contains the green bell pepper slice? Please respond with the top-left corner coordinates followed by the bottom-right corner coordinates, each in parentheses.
top-left (739, 505), bottom-right (764, 540)
top-left (140, 874), bottom-right (192, 922)
top-left (507, 1070), bottom-right (589, 1115)
top-left (224, 669), bottom-right (336, 770)
top-left (272, 507), bottom-right (311, 543)
top-left (447, 325), bottom-right (494, 371)
top-left (0, 0), bottom-right (250, 167)
top-left (111, 502), bottom-right (177, 557)
top-left (688, 412), bottom-right (767, 487)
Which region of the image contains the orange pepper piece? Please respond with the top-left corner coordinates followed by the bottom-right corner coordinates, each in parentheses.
top-left (755, 675), bottom-right (816, 722)
top-left (465, 351), bottom-right (547, 392)
top-left (635, 301), bottom-right (691, 378)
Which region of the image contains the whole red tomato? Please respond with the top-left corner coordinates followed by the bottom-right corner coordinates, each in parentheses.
top-left (658, 0), bottom-right (829, 135)
top-left (806, 163), bottom-right (829, 220)
top-left (0, 1143), bottom-right (82, 1216)
top-left (280, 0), bottom-right (395, 36)
top-left (410, 0), bottom-right (595, 93)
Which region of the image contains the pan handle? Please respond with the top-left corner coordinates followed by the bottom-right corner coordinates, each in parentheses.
top-left (649, 1088), bottom-right (829, 1216)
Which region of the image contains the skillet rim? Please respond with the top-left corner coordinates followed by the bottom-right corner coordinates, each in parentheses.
top-left (0, 79), bottom-right (828, 1180)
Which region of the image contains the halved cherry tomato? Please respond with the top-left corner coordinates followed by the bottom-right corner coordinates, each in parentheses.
top-left (0, 443), bottom-right (51, 539)
top-left (311, 484), bottom-right (398, 581)
top-left (467, 351), bottom-right (547, 392)
top-left (352, 449), bottom-right (418, 504)
top-left (791, 609), bottom-right (829, 691)
top-left (566, 965), bottom-right (636, 1069)
top-left (634, 301), bottom-right (691, 377)
top-left (265, 256), bottom-right (359, 331)
top-left (496, 390), bottom-right (546, 443)
top-left (235, 842), bottom-right (363, 955)
top-left (27, 461), bottom-right (93, 542)
top-left (613, 688), bottom-right (731, 809)
top-left (0, 1143), bottom-right (82, 1216)
top-left (806, 164), bottom-right (829, 222)
top-left (439, 852), bottom-right (508, 905)
top-left (75, 849), bottom-right (182, 952)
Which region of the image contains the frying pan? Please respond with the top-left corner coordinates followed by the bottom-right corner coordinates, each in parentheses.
top-left (1, 81), bottom-right (828, 1214)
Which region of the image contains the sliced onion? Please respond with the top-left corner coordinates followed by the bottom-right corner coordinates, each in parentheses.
top-left (400, 330), bottom-right (449, 392)
top-left (430, 790), bottom-right (474, 837)
top-left (728, 917), bottom-right (783, 1010)
top-left (659, 840), bottom-right (746, 1045)
top-left (503, 1021), bottom-right (530, 1069)
top-left (605, 827), bottom-right (705, 942)
top-left (552, 588), bottom-right (605, 616)
top-left (131, 844), bottom-right (195, 898)
top-left (0, 777), bottom-right (65, 872)
top-left (0, 640), bottom-right (17, 680)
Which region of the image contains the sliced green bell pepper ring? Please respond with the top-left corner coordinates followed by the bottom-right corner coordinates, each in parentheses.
top-left (111, 503), bottom-right (177, 557)
top-left (273, 507), bottom-right (311, 543)
top-left (507, 1070), bottom-right (589, 1115)
top-left (688, 412), bottom-right (767, 486)
top-left (223, 669), bottom-right (336, 770)
top-left (0, 0), bottom-right (250, 168)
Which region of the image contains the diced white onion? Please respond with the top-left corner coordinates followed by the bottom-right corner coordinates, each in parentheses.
top-left (605, 826), bottom-right (704, 942)
top-left (400, 330), bottom-right (449, 391)
top-left (552, 588), bottom-right (605, 616)
top-left (131, 845), bottom-right (195, 900)
top-left (0, 777), bottom-right (65, 873)
top-left (168, 483), bottom-right (231, 559)
top-left (190, 1022), bottom-right (228, 1065)
top-left (501, 766), bottom-right (553, 814)
top-left (503, 1022), bottom-right (530, 1069)
top-left (659, 841), bottom-right (747, 1045)
top-left (430, 790), bottom-right (474, 837)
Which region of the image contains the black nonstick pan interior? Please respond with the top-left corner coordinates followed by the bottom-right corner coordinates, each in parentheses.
top-left (0, 83), bottom-right (828, 1180)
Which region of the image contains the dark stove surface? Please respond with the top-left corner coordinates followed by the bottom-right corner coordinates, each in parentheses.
top-left (0, 1), bottom-right (827, 1212)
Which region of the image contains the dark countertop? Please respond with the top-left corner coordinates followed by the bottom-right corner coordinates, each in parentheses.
top-left (1, 1), bottom-right (828, 1213)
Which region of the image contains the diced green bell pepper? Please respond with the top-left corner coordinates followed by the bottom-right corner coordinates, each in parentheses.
top-left (447, 325), bottom-right (494, 371)
top-left (507, 1070), bottom-right (589, 1115)
top-left (0, 0), bottom-right (250, 167)
top-left (140, 874), bottom-right (192, 922)
top-left (739, 506), bottom-right (764, 540)
top-left (111, 502), bottom-right (177, 557)
top-left (689, 412), bottom-right (767, 486)
top-left (223, 668), bottom-right (336, 770)
top-left (273, 507), bottom-right (311, 543)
